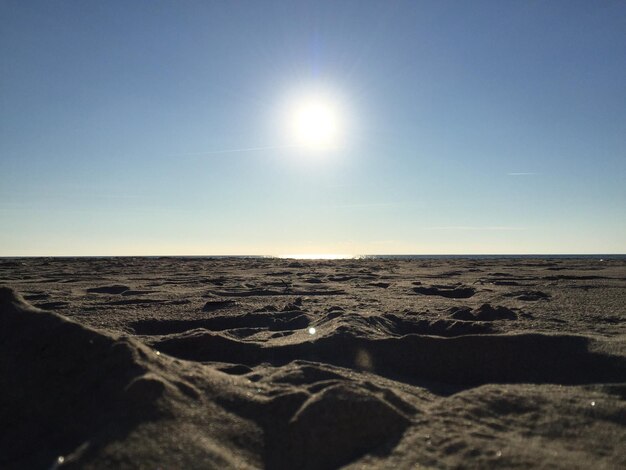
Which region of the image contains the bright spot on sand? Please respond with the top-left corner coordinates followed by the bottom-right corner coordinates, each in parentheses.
top-left (591, 401), bottom-right (596, 406)
top-left (308, 327), bottom-right (316, 335)
top-left (51, 455), bottom-right (65, 469)
top-left (287, 92), bottom-right (344, 151)
top-left (355, 348), bottom-right (373, 371)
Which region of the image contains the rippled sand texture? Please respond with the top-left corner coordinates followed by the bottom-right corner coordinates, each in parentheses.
top-left (1, 257), bottom-right (625, 469)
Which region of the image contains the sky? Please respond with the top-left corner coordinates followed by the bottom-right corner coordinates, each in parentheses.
top-left (1, 0), bottom-right (625, 256)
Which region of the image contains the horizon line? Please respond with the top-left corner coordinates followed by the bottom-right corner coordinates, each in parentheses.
top-left (1, 253), bottom-right (624, 259)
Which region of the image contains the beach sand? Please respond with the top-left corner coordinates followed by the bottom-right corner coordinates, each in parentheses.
top-left (1, 257), bottom-right (625, 468)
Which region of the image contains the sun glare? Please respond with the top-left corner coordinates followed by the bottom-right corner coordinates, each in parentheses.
top-left (287, 92), bottom-right (344, 151)
top-left (279, 253), bottom-right (354, 260)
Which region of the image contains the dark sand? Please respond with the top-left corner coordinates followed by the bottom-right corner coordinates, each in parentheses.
top-left (1, 257), bottom-right (625, 468)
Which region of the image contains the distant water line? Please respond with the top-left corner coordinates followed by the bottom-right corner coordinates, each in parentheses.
top-left (1, 254), bottom-right (625, 261)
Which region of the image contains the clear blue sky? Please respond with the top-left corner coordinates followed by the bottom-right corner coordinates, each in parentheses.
top-left (1, 1), bottom-right (625, 256)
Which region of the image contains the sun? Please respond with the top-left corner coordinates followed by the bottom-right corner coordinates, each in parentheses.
top-left (289, 94), bottom-right (343, 151)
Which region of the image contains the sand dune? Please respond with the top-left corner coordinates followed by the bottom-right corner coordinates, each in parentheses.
top-left (1, 257), bottom-right (625, 468)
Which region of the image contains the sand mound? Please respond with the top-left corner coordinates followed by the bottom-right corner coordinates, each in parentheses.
top-left (0, 287), bottom-right (259, 468)
top-left (1, 287), bottom-right (152, 466)
top-left (507, 290), bottom-right (551, 301)
top-left (265, 383), bottom-right (410, 469)
top-left (449, 303), bottom-right (517, 321)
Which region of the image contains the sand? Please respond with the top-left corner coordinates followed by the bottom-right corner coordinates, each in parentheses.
top-left (1, 257), bottom-right (625, 469)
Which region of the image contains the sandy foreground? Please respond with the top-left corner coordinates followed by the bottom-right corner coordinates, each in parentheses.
top-left (1, 257), bottom-right (625, 469)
